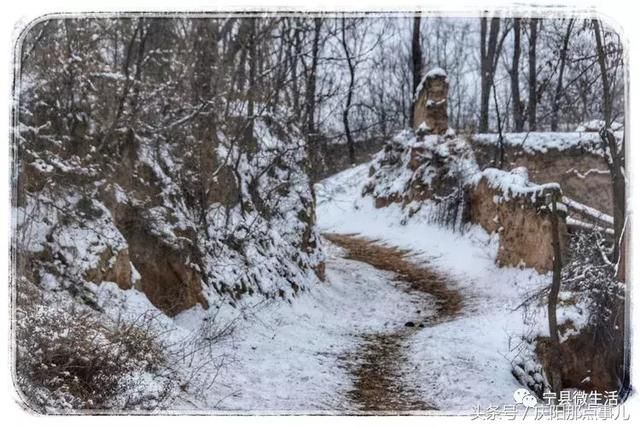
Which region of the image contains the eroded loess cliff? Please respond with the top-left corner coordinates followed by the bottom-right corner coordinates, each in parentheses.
top-left (15, 115), bottom-right (324, 316)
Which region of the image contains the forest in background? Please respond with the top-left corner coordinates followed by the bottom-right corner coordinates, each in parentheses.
top-left (17, 14), bottom-right (625, 165)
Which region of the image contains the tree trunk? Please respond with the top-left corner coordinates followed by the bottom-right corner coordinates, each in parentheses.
top-left (341, 20), bottom-right (356, 164)
top-left (593, 20), bottom-right (612, 125)
top-left (305, 18), bottom-right (322, 137)
top-left (247, 19), bottom-right (256, 136)
top-left (528, 18), bottom-right (539, 131)
top-left (510, 18), bottom-right (524, 132)
top-left (551, 19), bottom-right (574, 131)
top-left (410, 15), bottom-right (422, 128)
top-left (479, 17), bottom-right (501, 133)
top-left (594, 20), bottom-right (625, 263)
top-left (492, 80), bottom-right (505, 168)
top-left (601, 129), bottom-right (626, 263)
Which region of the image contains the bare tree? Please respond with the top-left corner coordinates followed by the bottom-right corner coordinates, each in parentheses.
top-left (547, 189), bottom-right (564, 395)
top-left (594, 19), bottom-right (625, 265)
top-left (527, 18), bottom-right (539, 131)
top-left (550, 19), bottom-right (575, 131)
top-left (479, 17), bottom-right (507, 132)
top-left (340, 18), bottom-right (357, 164)
top-left (304, 18), bottom-right (323, 138)
top-left (509, 18), bottom-right (525, 132)
top-left (409, 15), bottom-right (423, 128)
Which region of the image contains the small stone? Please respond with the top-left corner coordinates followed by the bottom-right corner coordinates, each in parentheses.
top-left (405, 321), bottom-right (415, 327)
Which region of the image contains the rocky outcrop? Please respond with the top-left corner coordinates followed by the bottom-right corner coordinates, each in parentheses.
top-left (364, 130), bottom-right (477, 211)
top-left (363, 75), bottom-right (567, 272)
top-left (16, 116), bottom-right (324, 317)
top-left (130, 235), bottom-right (209, 317)
top-left (363, 70), bottom-right (570, 273)
top-left (84, 247), bottom-right (133, 290)
top-left (363, 125), bottom-right (567, 272)
top-left (413, 68), bottom-right (449, 135)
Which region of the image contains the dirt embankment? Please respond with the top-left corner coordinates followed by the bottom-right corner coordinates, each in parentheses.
top-left (324, 233), bottom-right (463, 413)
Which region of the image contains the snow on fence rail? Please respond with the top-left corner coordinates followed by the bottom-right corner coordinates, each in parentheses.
top-left (566, 217), bottom-right (614, 236)
top-left (562, 196), bottom-right (613, 227)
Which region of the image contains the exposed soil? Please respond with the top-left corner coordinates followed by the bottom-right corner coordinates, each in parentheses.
top-left (324, 233), bottom-right (464, 413)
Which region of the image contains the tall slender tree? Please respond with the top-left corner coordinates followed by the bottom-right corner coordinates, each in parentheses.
top-left (479, 17), bottom-right (503, 132)
top-left (509, 18), bottom-right (524, 132)
top-left (527, 18), bottom-right (539, 131)
top-left (341, 19), bottom-right (356, 164)
top-left (594, 19), bottom-right (625, 264)
top-left (550, 19), bottom-right (575, 131)
top-left (410, 15), bottom-right (423, 128)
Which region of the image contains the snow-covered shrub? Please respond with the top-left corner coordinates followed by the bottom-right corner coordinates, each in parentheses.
top-left (560, 231), bottom-right (623, 341)
top-left (521, 231), bottom-right (628, 395)
top-left (562, 231), bottom-right (626, 389)
top-left (363, 129), bottom-right (478, 230)
top-left (15, 281), bottom-right (176, 412)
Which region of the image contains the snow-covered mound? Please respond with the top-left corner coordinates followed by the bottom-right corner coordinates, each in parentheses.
top-left (361, 130), bottom-right (478, 230)
top-left (356, 128), bottom-right (567, 272)
top-left (16, 116), bottom-right (323, 314)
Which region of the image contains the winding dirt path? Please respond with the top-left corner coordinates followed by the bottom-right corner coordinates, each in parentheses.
top-left (324, 233), bottom-right (464, 413)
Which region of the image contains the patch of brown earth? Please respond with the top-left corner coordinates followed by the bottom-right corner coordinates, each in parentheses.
top-left (324, 233), bottom-right (463, 413)
top-left (340, 334), bottom-right (430, 412)
top-left (466, 177), bottom-right (568, 273)
top-left (324, 233), bottom-right (462, 317)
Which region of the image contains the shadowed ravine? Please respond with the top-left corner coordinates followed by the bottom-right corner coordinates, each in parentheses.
top-left (324, 233), bottom-right (464, 413)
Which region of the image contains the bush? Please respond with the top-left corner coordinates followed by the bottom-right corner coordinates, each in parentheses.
top-left (15, 282), bottom-right (175, 412)
top-left (561, 231), bottom-right (627, 394)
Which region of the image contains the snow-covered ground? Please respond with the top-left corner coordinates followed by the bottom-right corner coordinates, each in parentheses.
top-left (84, 161), bottom-right (552, 413)
top-left (90, 240), bottom-right (431, 413)
top-left (315, 164), bottom-right (551, 412)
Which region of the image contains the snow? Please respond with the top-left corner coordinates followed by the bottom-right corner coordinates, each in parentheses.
top-left (476, 167), bottom-right (561, 203)
top-left (55, 155), bottom-right (535, 412)
top-left (18, 118), bottom-right (576, 412)
top-left (566, 217), bottom-right (614, 236)
top-left (470, 131), bottom-right (623, 156)
top-left (315, 163), bottom-right (550, 411)
top-left (90, 242), bottom-right (430, 413)
top-left (415, 67), bottom-right (448, 98)
top-left (563, 196), bottom-right (613, 225)
top-left (426, 67), bottom-right (447, 79)
top-left (574, 120), bottom-right (623, 132)
top-left (197, 247), bottom-right (428, 412)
